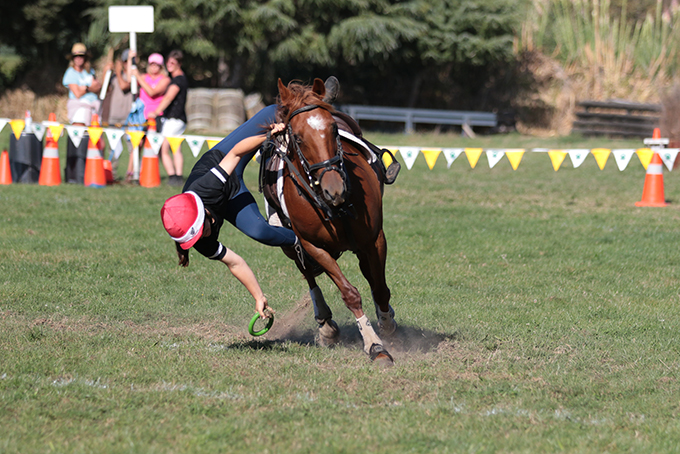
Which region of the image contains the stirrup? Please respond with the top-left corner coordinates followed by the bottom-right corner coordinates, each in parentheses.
top-left (381, 149), bottom-right (401, 185)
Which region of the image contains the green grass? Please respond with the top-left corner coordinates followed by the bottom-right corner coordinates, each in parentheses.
top-left (2, 130), bottom-right (680, 453)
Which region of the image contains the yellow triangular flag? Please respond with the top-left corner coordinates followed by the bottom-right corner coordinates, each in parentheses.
top-left (382, 148), bottom-right (397, 167)
top-left (48, 124), bottom-right (64, 141)
top-left (87, 126), bottom-right (104, 146)
top-left (591, 148), bottom-right (611, 170)
top-left (127, 130), bottom-right (146, 149)
top-left (636, 148), bottom-right (653, 170)
top-left (421, 148), bottom-right (442, 170)
top-left (548, 150), bottom-right (567, 171)
top-left (206, 139), bottom-right (221, 149)
top-left (505, 149), bottom-right (525, 170)
top-left (9, 120), bottom-right (25, 140)
top-left (465, 148), bottom-right (483, 169)
top-left (167, 136), bottom-right (185, 155)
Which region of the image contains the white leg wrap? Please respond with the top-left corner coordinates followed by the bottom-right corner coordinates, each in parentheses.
top-left (356, 315), bottom-right (382, 353)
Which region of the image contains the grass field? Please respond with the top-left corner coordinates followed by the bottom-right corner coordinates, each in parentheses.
top-left (2, 130), bottom-right (680, 453)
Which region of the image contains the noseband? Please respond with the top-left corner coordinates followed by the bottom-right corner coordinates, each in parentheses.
top-left (286, 105), bottom-right (346, 189)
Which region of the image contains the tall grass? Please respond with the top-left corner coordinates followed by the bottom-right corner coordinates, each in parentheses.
top-left (518, 0), bottom-right (680, 101)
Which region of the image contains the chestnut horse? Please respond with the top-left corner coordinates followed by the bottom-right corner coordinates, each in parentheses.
top-left (267, 79), bottom-right (397, 365)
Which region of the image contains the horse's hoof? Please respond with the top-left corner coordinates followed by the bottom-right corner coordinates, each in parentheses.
top-left (368, 343), bottom-right (394, 367)
top-left (376, 306), bottom-right (397, 336)
top-left (317, 319), bottom-right (340, 347)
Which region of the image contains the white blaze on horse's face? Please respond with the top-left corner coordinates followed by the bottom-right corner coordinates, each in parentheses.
top-left (307, 114), bottom-right (327, 138)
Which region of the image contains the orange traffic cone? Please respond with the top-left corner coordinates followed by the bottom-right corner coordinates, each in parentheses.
top-left (0, 149), bottom-right (12, 185)
top-left (636, 128), bottom-right (668, 207)
top-left (39, 128), bottom-right (61, 186)
top-left (140, 119), bottom-right (161, 188)
top-left (84, 114), bottom-right (106, 188)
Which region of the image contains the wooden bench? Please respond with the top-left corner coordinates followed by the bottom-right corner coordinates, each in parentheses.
top-left (339, 104), bottom-right (497, 135)
top-left (572, 100), bottom-right (661, 138)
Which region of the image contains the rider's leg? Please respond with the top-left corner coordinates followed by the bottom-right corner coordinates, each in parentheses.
top-left (224, 190), bottom-right (297, 247)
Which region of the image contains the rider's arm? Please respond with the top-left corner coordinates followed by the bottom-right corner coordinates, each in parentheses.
top-left (218, 123), bottom-right (285, 175)
top-left (220, 248), bottom-right (270, 317)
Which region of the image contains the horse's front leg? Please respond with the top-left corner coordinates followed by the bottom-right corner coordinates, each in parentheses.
top-left (356, 229), bottom-right (397, 336)
top-left (301, 239), bottom-right (393, 365)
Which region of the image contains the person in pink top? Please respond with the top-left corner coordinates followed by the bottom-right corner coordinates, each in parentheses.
top-left (133, 52), bottom-right (171, 119)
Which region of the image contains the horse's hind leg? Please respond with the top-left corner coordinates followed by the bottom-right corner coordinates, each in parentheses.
top-left (307, 278), bottom-right (340, 346)
top-left (357, 229), bottom-right (397, 336)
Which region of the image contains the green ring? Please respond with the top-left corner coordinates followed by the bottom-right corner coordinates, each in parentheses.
top-left (248, 313), bottom-right (274, 336)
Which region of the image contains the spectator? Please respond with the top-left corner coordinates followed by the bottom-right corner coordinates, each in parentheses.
top-left (148, 50), bottom-right (188, 186)
top-left (101, 49), bottom-right (133, 178)
top-left (62, 43), bottom-right (102, 125)
top-left (132, 52), bottom-right (171, 121)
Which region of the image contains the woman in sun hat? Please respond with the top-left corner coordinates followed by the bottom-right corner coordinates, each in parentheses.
top-left (62, 42), bottom-right (102, 125)
top-left (160, 122), bottom-right (294, 317)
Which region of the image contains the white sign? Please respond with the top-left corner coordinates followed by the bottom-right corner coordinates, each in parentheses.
top-left (108, 6), bottom-right (155, 33)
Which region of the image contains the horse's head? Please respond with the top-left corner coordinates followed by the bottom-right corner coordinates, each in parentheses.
top-left (278, 78), bottom-right (347, 207)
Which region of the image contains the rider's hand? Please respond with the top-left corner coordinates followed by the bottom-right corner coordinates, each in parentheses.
top-left (270, 123), bottom-right (285, 135)
top-left (255, 297), bottom-right (272, 319)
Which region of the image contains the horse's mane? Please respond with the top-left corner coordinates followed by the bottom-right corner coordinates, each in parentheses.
top-left (276, 80), bottom-right (335, 123)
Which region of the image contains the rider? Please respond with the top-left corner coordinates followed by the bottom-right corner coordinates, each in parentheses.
top-left (160, 123), bottom-right (289, 318)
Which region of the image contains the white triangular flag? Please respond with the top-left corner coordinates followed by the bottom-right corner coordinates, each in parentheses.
top-left (147, 132), bottom-right (164, 155)
top-left (442, 148), bottom-right (464, 168)
top-left (31, 123), bottom-right (46, 141)
top-left (567, 149), bottom-right (589, 168)
top-left (486, 149), bottom-right (505, 169)
top-left (612, 149), bottom-right (636, 171)
top-left (0, 118), bottom-right (9, 133)
top-left (66, 126), bottom-right (87, 148)
top-left (399, 147), bottom-right (420, 170)
top-left (659, 148), bottom-right (679, 171)
top-left (104, 128), bottom-right (124, 152)
top-left (183, 135), bottom-right (206, 157)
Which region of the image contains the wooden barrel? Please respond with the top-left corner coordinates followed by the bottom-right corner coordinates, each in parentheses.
top-left (186, 88), bottom-right (215, 131)
top-left (216, 89), bottom-right (245, 133)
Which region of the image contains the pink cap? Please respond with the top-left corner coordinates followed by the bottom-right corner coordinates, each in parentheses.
top-left (148, 53), bottom-right (164, 66)
top-left (160, 192), bottom-right (205, 250)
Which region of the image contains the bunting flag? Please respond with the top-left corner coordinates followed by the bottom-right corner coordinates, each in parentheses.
top-left (442, 148), bottom-right (464, 168)
top-left (126, 130), bottom-right (145, 150)
top-left (399, 147), bottom-right (420, 170)
top-left (591, 148), bottom-right (611, 170)
top-left (465, 148), bottom-right (483, 169)
top-left (87, 126), bottom-right (104, 146)
top-left (659, 148), bottom-right (680, 171)
top-left (65, 126), bottom-right (87, 147)
top-left (9, 120), bottom-right (25, 140)
top-left (0, 118), bottom-right (9, 134)
top-left (147, 132), bottom-right (164, 155)
top-left (31, 123), bottom-right (46, 141)
top-left (46, 123), bottom-right (64, 142)
top-left (567, 149), bottom-right (589, 168)
top-left (421, 148), bottom-right (441, 170)
top-left (104, 128), bottom-right (124, 152)
top-left (505, 149), bottom-right (525, 170)
top-left (548, 150), bottom-right (567, 171)
top-left (183, 135), bottom-right (206, 157)
top-left (206, 137), bottom-right (222, 149)
top-left (167, 136), bottom-right (185, 155)
top-left (613, 149), bottom-right (636, 171)
top-left (486, 149), bottom-right (505, 169)
top-left (636, 148), bottom-right (653, 170)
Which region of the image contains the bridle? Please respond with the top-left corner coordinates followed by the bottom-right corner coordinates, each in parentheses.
top-left (285, 104), bottom-right (347, 189)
